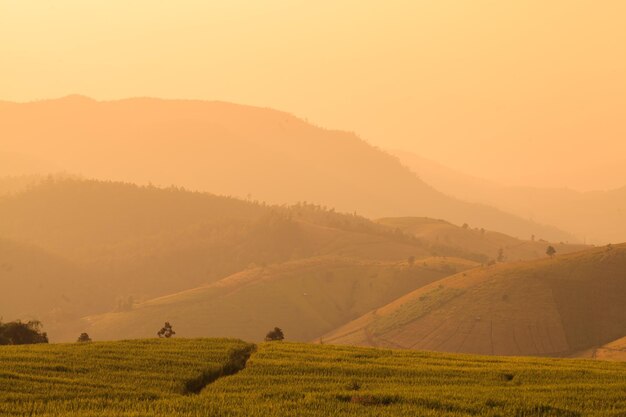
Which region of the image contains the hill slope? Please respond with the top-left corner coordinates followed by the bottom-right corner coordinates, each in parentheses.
top-left (2, 178), bottom-right (486, 324)
top-left (378, 217), bottom-right (587, 262)
top-left (64, 256), bottom-right (476, 342)
top-left (2, 339), bottom-right (625, 416)
top-left (0, 178), bottom-right (437, 295)
top-left (0, 238), bottom-right (99, 322)
top-left (324, 244), bottom-right (626, 357)
top-left (574, 336), bottom-right (626, 361)
top-left (0, 96), bottom-right (574, 241)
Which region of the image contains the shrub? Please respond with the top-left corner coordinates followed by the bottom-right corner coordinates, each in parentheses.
top-left (265, 327), bottom-right (284, 341)
top-left (157, 322), bottom-right (176, 338)
top-left (77, 333), bottom-right (92, 343)
top-left (0, 320), bottom-right (49, 345)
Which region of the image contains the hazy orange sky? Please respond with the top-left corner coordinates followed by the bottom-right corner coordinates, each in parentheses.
top-left (1, 1), bottom-right (625, 191)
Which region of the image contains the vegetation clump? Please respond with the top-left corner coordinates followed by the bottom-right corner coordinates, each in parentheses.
top-left (265, 327), bottom-right (285, 341)
top-left (346, 379), bottom-right (361, 391)
top-left (77, 333), bottom-right (92, 343)
top-left (157, 322), bottom-right (176, 338)
top-left (0, 320), bottom-right (48, 345)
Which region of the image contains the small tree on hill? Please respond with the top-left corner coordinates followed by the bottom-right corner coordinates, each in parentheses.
top-left (546, 245), bottom-right (556, 258)
top-left (497, 247), bottom-right (505, 263)
top-left (0, 320), bottom-right (49, 345)
top-left (265, 327), bottom-right (284, 342)
top-left (157, 322), bottom-right (176, 338)
top-left (77, 333), bottom-right (92, 343)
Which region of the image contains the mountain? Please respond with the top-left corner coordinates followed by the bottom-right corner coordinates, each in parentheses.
top-left (63, 256), bottom-right (477, 342)
top-left (392, 149), bottom-right (626, 244)
top-left (377, 217), bottom-right (587, 263)
top-left (323, 244), bottom-right (626, 357)
top-left (0, 96), bottom-right (574, 242)
top-left (389, 150), bottom-right (502, 203)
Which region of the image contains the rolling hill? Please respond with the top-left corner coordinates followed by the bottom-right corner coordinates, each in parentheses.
top-left (0, 238), bottom-right (100, 322)
top-left (2, 178), bottom-right (592, 340)
top-left (0, 178), bottom-right (484, 325)
top-left (58, 256), bottom-right (477, 342)
top-left (378, 217), bottom-right (587, 262)
top-left (323, 244), bottom-right (626, 357)
top-left (0, 96), bottom-right (574, 242)
top-left (574, 336), bottom-right (626, 362)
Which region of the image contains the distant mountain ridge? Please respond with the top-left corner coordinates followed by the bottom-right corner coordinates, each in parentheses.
top-left (392, 149), bottom-right (626, 244)
top-left (0, 96), bottom-right (574, 242)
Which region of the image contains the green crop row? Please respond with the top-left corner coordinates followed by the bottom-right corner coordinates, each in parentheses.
top-left (1, 339), bottom-right (625, 416)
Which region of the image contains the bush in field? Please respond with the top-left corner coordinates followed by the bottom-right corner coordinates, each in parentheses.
top-left (77, 333), bottom-right (92, 343)
top-left (0, 320), bottom-right (49, 345)
top-left (157, 322), bottom-right (176, 338)
top-left (546, 246), bottom-right (556, 258)
top-left (265, 327), bottom-right (284, 341)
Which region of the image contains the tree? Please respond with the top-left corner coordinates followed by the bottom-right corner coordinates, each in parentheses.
top-left (157, 322), bottom-right (176, 338)
top-left (265, 327), bottom-right (284, 342)
top-left (77, 333), bottom-right (92, 343)
top-left (497, 247), bottom-right (505, 263)
top-left (0, 320), bottom-right (49, 345)
top-left (407, 255), bottom-right (415, 266)
top-left (546, 246), bottom-right (556, 258)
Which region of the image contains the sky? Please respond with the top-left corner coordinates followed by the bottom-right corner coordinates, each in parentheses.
top-left (1, 0), bottom-right (625, 191)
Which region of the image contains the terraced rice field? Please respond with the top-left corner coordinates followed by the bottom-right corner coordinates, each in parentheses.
top-left (1, 339), bottom-right (625, 416)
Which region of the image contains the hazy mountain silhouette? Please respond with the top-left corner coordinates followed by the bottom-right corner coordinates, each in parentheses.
top-left (393, 149), bottom-right (626, 244)
top-left (0, 96), bottom-right (574, 242)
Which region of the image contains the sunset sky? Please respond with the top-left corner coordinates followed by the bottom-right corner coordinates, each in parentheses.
top-left (1, 0), bottom-right (624, 190)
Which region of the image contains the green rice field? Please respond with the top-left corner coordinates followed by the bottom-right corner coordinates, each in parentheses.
top-left (1, 339), bottom-right (625, 416)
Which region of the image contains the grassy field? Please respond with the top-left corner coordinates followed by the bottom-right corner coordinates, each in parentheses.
top-left (1, 339), bottom-right (625, 416)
